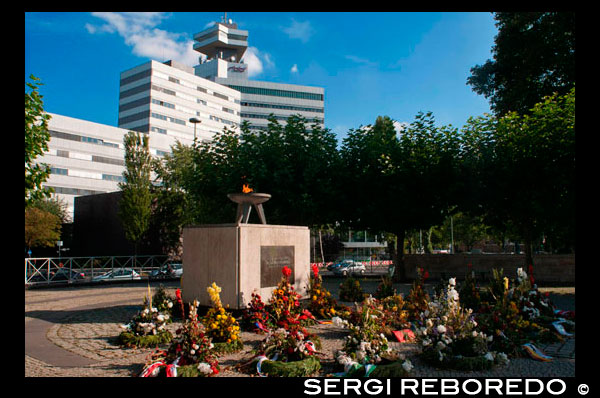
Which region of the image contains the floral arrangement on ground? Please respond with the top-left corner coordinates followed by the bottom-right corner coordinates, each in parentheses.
top-left (139, 299), bottom-right (220, 377)
top-left (202, 282), bottom-right (243, 354)
top-left (417, 277), bottom-right (509, 371)
top-left (118, 285), bottom-right (173, 348)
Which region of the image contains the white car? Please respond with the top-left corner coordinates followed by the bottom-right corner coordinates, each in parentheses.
top-left (92, 268), bottom-right (141, 282)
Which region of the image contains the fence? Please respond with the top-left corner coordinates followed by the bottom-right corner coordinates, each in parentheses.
top-left (25, 255), bottom-right (171, 286)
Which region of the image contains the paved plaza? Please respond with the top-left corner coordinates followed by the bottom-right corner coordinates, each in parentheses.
top-left (25, 279), bottom-right (575, 377)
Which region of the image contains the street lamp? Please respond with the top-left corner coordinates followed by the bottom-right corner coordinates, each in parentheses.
top-left (189, 117), bottom-right (201, 142)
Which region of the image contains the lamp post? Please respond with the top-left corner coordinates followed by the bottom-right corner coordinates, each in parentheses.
top-left (189, 117), bottom-right (201, 142)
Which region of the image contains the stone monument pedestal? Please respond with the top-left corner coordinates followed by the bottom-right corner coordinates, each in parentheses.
top-left (182, 223), bottom-right (310, 309)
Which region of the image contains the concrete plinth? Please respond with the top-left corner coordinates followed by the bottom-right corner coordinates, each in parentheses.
top-left (182, 224), bottom-right (310, 309)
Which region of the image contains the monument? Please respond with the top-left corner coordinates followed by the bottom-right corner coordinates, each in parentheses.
top-left (181, 186), bottom-right (310, 309)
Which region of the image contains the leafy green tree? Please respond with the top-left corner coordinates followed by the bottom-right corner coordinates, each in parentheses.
top-left (30, 197), bottom-right (71, 224)
top-left (467, 12), bottom-right (575, 116)
top-left (118, 131), bottom-right (153, 255)
top-left (460, 88), bottom-right (575, 264)
top-left (339, 114), bottom-right (462, 281)
top-left (150, 141), bottom-right (198, 256)
top-left (25, 75), bottom-right (52, 207)
top-left (25, 207), bottom-right (61, 253)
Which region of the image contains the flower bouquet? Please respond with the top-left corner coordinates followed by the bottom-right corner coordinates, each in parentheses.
top-left (202, 282), bottom-right (243, 354)
top-left (144, 284), bottom-right (175, 323)
top-left (118, 286), bottom-right (173, 348)
top-left (338, 276), bottom-right (365, 302)
top-left (404, 267), bottom-right (431, 323)
top-left (139, 300), bottom-right (219, 377)
top-left (417, 278), bottom-right (509, 371)
top-left (241, 291), bottom-right (274, 333)
top-left (333, 297), bottom-right (412, 377)
top-left (250, 325), bottom-right (322, 377)
top-left (307, 264), bottom-right (339, 319)
top-left (268, 266), bottom-right (316, 328)
top-left (374, 275), bottom-right (396, 300)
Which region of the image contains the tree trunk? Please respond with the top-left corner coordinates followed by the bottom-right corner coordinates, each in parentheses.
top-left (391, 229), bottom-right (407, 282)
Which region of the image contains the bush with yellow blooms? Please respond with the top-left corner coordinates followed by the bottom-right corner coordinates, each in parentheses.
top-left (203, 282), bottom-right (243, 353)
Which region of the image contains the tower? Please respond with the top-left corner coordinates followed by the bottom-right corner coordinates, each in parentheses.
top-left (193, 13), bottom-right (250, 80)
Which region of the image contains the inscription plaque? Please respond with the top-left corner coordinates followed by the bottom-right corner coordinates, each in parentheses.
top-left (260, 245), bottom-right (295, 287)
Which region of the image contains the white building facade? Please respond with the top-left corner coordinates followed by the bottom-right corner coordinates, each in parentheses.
top-left (35, 15), bottom-right (325, 220)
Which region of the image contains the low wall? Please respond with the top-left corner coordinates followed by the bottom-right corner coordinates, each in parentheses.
top-left (403, 254), bottom-right (575, 284)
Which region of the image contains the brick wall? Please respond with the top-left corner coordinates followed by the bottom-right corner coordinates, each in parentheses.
top-left (403, 254), bottom-right (574, 284)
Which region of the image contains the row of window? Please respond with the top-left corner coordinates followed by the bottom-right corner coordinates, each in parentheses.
top-left (50, 167), bottom-right (124, 182)
top-left (46, 185), bottom-right (106, 196)
top-left (227, 85), bottom-right (324, 101)
top-left (240, 113), bottom-right (324, 124)
top-left (52, 148), bottom-right (124, 166)
top-left (241, 101), bottom-right (324, 113)
top-left (151, 112), bottom-right (187, 126)
top-left (49, 130), bottom-right (120, 149)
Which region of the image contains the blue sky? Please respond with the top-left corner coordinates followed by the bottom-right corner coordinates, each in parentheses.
top-left (25, 12), bottom-right (498, 143)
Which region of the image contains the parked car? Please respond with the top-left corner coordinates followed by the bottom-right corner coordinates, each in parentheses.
top-left (149, 263), bottom-right (183, 280)
top-left (92, 268), bottom-right (141, 282)
top-left (28, 268), bottom-right (85, 283)
top-left (327, 259), bottom-right (354, 272)
top-left (51, 268), bottom-right (86, 282)
top-left (333, 261), bottom-right (366, 276)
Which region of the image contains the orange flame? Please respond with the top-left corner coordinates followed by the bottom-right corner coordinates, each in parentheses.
top-left (242, 184), bottom-right (253, 193)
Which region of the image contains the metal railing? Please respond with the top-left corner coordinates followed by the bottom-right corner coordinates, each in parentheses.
top-left (25, 255), bottom-right (171, 285)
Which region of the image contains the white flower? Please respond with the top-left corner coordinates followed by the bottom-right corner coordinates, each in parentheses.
top-left (426, 319), bottom-right (433, 328)
top-left (190, 349), bottom-right (196, 355)
top-left (487, 335), bottom-right (494, 342)
top-left (422, 338), bottom-right (432, 347)
top-left (484, 352), bottom-right (494, 361)
top-left (197, 362), bottom-right (212, 375)
top-left (156, 315), bottom-right (165, 322)
top-left (437, 341), bottom-right (446, 350)
top-left (167, 301), bottom-right (173, 308)
top-left (449, 278), bottom-right (456, 286)
top-left (472, 331), bottom-right (478, 337)
top-left (436, 325), bottom-right (447, 334)
top-left (402, 360), bottom-right (414, 372)
top-left (332, 316), bottom-right (347, 328)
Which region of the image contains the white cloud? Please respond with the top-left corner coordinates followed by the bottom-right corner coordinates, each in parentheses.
top-left (282, 19), bottom-right (314, 43)
top-left (86, 12), bottom-right (199, 66)
top-left (242, 46), bottom-right (275, 78)
top-left (291, 64), bottom-right (298, 73)
top-left (345, 55), bottom-right (378, 68)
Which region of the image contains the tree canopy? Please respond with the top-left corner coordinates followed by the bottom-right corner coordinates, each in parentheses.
top-left (467, 12), bottom-right (575, 116)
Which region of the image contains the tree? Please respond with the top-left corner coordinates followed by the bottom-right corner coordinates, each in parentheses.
top-left (30, 197), bottom-right (71, 224)
top-left (25, 75), bottom-right (52, 207)
top-left (150, 141), bottom-right (198, 257)
top-left (118, 131), bottom-right (153, 255)
top-left (467, 12), bottom-right (575, 116)
top-left (25, 207), bottom-right (61, 253)
top-left (460, 88), bottom-right (575, 265)
top-left (339, 114), bottom-right (462, 281)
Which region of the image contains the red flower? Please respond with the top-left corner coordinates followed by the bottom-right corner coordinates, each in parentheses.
top-left (175, 288), bottom-right (182, 300)
top-left (311, 264), bottom-right (319, 278)
top-left (282, 266), bottom-right (292, 279)
top-left (423, 270), bottom-right (429, 280)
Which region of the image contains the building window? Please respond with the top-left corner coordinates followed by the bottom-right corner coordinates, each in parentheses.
top-left (227, 85), bottom-right (324, 101)
top-left (51, 167), bottom-right (68, 176)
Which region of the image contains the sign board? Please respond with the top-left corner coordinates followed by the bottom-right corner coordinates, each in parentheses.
top-left (260, 245), bottom-right (295, 287)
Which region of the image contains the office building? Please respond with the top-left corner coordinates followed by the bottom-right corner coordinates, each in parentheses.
top-left (192, 16), bottom-right (325, 131)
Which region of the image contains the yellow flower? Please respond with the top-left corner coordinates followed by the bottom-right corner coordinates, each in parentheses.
top-left (503, 277), bottom-right (509, 291)
top-left (312, 295), bottom-right (317, 301)
top-left (330, 308), bottom-right (336, 314)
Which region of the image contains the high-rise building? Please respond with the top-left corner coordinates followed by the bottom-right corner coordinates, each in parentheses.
top-left (193, 15), bottom-right (325, 131)
top-left (36, 14), bottom-right (326, 220)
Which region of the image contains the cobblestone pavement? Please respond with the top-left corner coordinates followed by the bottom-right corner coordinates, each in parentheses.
top-left (25, 280), bottom-right (575, 377)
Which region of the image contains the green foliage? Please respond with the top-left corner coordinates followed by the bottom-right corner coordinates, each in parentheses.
top-left (467, 12), bottom-right (575, 116)
top-left (256, 356), bottom-right (321, 377)
top-left (460, 88), bottom-right (575, 260)
top-left (118, 131), bottom-right (153, 252)
top-left (338, 277), bottom-right (365, 302)
top-left (25, 207), bottom-right (61, 250)
top-left (30, 197), bottom-right (71, 224)
top-left (374, 275), bottom-right (396, 300)
top-left (25, 75), bottom-right (52, 207)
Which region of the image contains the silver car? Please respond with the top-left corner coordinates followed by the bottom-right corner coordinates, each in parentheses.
top-left (92, 268), bottom-right (141, 282)
top-left (333, 262), bottom-right (366, 276)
